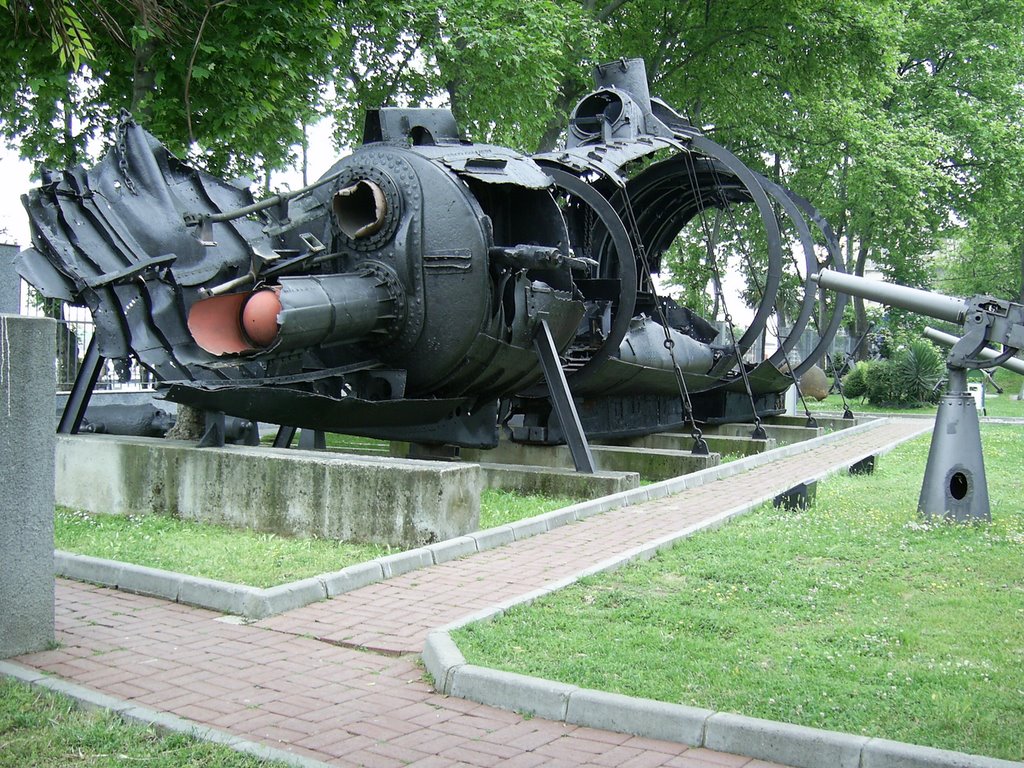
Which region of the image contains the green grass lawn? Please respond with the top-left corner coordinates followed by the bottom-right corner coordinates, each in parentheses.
top-left (0, 678), bottom-right (281, 767)
top-left (54, 489), bottom-right (577, 588)
top-left (453, 424), bottom-right (1024, 760)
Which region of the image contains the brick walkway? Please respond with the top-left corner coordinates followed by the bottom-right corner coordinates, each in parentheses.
top-left (14, 418), bottom-right (930, 768)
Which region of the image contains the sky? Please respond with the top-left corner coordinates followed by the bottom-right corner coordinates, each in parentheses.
top-left (0, 150), bottom-right (33, 246)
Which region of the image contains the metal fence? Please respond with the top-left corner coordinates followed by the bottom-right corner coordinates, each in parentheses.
top-left (20, 284), bottom-right (154, 393)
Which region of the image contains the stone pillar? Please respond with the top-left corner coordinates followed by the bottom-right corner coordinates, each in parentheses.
top-left (0, 314), bottom-right (56, 658)
top-left (0, 243), bottom-right (21, 314)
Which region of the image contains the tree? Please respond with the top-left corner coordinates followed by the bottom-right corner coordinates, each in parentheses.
top-left (1, 1), bottom-right (337, 180)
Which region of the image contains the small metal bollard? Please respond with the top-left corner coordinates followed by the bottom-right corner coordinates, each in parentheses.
top-left (849, 455), bottom-right (876, 475)
top-left (773, 481), bottom-right (816, 511)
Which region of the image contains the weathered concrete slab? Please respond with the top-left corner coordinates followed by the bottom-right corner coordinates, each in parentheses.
top-left (767, 414), bottom-right (858, 431)
top-left (479, 462), bottom-right (639, 498)
top-left (599, 432), bottom-right (777, 457)
top-left (700, 422), bottom-right (824, 446)
top-left (0, 314), bottom-right (55, 658)
top-left (463, 442), bottom-right (718, 481)
top-left (56, 434), bottom-right (482, 548)
top-left (0, 244), bottom-right (21, 313)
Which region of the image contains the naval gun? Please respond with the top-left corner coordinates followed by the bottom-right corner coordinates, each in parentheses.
top-left (813, 268), bottom-right (1024, 521)
top-left (18, 58), bottom-right (846, 469)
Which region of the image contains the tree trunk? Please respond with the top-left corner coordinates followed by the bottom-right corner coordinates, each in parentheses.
top-left (166, 404), bottom-right (205, 441)
top-left (852, 238), bottom-right (871, 361)
top-left (131, 37), bottom-right (158, 120)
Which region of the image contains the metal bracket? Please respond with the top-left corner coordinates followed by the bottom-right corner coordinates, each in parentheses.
top-left (273, 425), bottom-right (296, 448)
top-left (533, 319), bottom-right (595, 473)
top-left (57, 336), bottom-right (105, 434)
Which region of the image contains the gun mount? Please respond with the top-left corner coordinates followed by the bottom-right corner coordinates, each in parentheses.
top-left (813, 268), bottom-right (1024, 521)
top-left (19, 58), bottom-right (846, 468)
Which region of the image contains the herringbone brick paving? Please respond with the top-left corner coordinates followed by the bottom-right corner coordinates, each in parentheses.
top-left (15, 418), bottom-right (930, 767)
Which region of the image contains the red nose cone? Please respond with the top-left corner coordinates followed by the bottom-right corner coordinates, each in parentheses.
top-left (242, 289), bottom-right (282, 347)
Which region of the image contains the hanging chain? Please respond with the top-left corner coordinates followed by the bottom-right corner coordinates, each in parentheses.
top-left (617, 175), bottom-right (709, 455)
top-left (114, 110), bottom-right (137, 195)
top-left (680, 150), bottom-right (767, 440)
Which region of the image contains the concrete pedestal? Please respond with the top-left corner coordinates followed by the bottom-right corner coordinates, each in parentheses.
top-left (0, 314), bottom-right (56, 658)
top-left (0, 244), bottom-right (20, 314)
top-left (56, 434), bottom-right (482, 548)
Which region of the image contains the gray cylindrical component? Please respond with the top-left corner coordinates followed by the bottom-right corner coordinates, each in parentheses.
top-left (618, 315), bottom-right (714, 372)
top-left (813, 269), bottom-right (967, 324)
top-left (272, 270), bottom-right (402, 352)
top-left (594, 58), bottom-right (652, 113)
top-left (0, 314), bottom-right (55, 658)
top-left (919, 391), bottom-right (990, 522)
top-left (924, 326), bottom-right (1024, 375)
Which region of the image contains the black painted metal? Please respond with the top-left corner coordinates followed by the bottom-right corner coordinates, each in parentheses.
top-left (273, 425), bottom-right (296, 449)
top-left (57, 335), bottom-right (104, 435)
top-left (533, 320), bottom-right (595, 473)
top-left (22, 57), bottom-right (845, 458)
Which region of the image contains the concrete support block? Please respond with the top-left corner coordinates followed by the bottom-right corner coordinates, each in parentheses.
top-left (322, 562), bottom-right (384, 597)
top-left (1, 314), bottom-right (56, 658)
top-left (449, 665), bottom-right (577, 721)
top-left (422, 632), bottom-right (466, 694)
top-left (704, 422), bottom-right (824, 446)
top-left (860, 738), bottom-right (1022, 768)
top-left (601, 432), bottom-right (777, 458)
top-left (55, 435), bottom-right (482, 549)
top-left (768, 414), bottom-right (857, 431)
top-left (565, 689), bottom-right (712, 745)
top-left (479, 462), bottom-right (639, 498)
top-left (465, 441), bottom-right (717, 481)
top-left (704, 712), bottom-right (868, 768)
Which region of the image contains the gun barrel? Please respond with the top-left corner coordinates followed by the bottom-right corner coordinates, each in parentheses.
top-left (812, 269), bottom-right (967, 325)
top-left (923, 327), bottom-right (1024, 376)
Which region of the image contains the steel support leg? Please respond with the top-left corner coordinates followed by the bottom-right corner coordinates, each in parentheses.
top-left (533, 320), bottom-right (595, 473)
top-left (57, 335), bottom-right (104, 434)
top-left (273, 425), bottom-right (297, 448)
top-left (198, 410), bottom-right (226, 448)
top-left (298, 428), bottom-right (326, 450)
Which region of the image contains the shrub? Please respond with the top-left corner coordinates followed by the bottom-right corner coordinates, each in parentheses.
top-left (861, 342), bottom-right (945, 406)
top-left (842, 361), bottom-right (870, 399)
top-left (894, 340), bottom-right (945, 404)
top-left (865, 359), bottom-right (904, 405)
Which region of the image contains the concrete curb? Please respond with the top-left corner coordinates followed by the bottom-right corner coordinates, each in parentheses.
top-left (55, 417), bottom-right (922, 620)
top-left (422, 637), bottom-right (1021, 768)
top-left (0, 660), bottom-right (336, 768)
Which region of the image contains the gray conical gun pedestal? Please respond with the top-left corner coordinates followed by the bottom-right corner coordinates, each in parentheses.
top-left (918, 367), bottom-right (990, 522)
